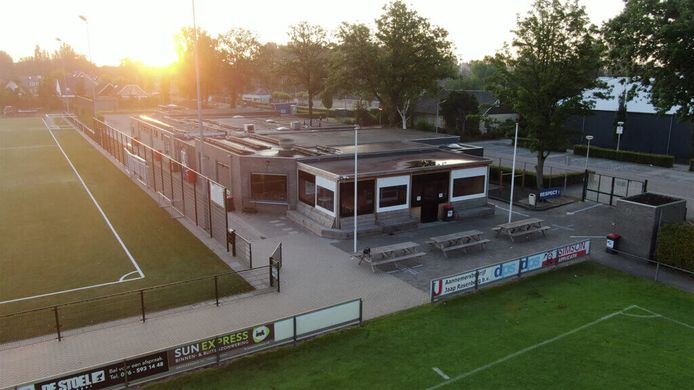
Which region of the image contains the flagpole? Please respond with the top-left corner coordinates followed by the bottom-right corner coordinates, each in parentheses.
top-left (353, 125), bottom-right (358, 253)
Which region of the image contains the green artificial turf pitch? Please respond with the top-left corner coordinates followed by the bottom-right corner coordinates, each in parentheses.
top-left (0, 117), bottom-right (250, 343)
top-left (147, 262), bottom-right (694, 389)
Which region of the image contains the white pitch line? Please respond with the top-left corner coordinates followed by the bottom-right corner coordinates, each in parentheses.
top-left (566, 203), bottom-right (602, 215)
top-left (119, 270), bottom-right (142, 282)
top-left (633, 305), bottom-right (694, 331)
top-left (432, 368), bottom-right (450, 380)
top-left (43, 118), bottom-right (144, 279)
top-left (494, 204), bottom-right (530, 217)
top-left (0, 276), bottom-right (143, 305)
top-left (426, 306), bottom-right (635, 390)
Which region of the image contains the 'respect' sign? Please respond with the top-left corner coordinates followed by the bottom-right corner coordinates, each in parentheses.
top-left (430, 240), bottom-right (591, 301)
top-left (538, 187), bottom-right (561, 201)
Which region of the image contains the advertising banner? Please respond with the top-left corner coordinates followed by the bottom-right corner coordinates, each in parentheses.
top-left (430, 270), bottom-right (476, 300)
top-left (538, 187), bottom-right (561, 200)
top-left (430, 240), bottom-right (592, 301)
top-left (477, 260), bottom-right (520, 286)
top-left (29, 352), bottom-right (168, 390)
top-left (167, 324), bottom-right (274, 369)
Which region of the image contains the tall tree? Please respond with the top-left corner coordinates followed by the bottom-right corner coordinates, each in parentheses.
top-left (603, 0), bottom-right (694, 119)
top-left (490, 0), bottom-right (604, 187)
top-left (175, 27), bottom-right (220, 103)
top-left (0, 51), bottom-right (14, 81)
top-left (332, 1), bottom-right (456, 129)
top-left (283, 22), bottom-right (329, 126)
top-left (218, 28), bottom-right (260, 107)
top-left (440, 91), bottom-right (479, 134)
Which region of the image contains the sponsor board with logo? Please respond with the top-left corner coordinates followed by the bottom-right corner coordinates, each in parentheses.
top-left (28, 352), bottom-right (168, 390)
top-left (168, 324), bottom-right (274, 369)
top-left (430, 240), bottom-right (591, 301)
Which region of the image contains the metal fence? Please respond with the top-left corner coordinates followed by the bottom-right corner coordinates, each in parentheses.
top-left (64, 115), bottom-right (255, 267)
top-left (488, 157), bottom-right (585, 191)
top-left (582, 171), bottom-right (647, 206)
top-left (14, 298), bottom-right (363, 390)
top-left (0, 267), bottom-right (276, 344)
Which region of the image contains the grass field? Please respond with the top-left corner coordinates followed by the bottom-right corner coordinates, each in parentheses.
top-left (147, 262), bottom-right (694, 389)
top-left (0, 117), bottom-right (250, 342)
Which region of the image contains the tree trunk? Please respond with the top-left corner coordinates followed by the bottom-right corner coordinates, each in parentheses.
top-left (535, 150), bottom-right (546, 189)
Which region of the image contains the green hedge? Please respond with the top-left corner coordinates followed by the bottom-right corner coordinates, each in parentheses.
top-left (656, 224), bottom-right (694, 272)
top-left (573, 144), bottom-right (674, 168)
top-left (489, 166), bottom-right (585, 189)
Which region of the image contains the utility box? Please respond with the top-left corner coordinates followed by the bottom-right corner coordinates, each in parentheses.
top-left (613, 193), bottom-right (687, 259)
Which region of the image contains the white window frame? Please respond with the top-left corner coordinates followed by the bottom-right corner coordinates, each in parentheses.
top-left (376, 175), bottom-right (410, 212)
top-left (315, 175), bottom-right (336, 217)
top-left (450, 167), bottom-right (488, 202)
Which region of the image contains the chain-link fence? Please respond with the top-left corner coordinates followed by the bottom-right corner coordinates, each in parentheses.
top-left (64, 115), bottom-right (255, 267)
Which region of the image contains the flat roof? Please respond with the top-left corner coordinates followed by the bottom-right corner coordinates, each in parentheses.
top-left (265, 127), bottom-right (457, 148)
top-left (299, 150), bottom-right (491, 180)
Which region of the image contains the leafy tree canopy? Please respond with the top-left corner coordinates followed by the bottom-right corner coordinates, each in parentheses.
top-left (603, 0), bottom-right (694, 119)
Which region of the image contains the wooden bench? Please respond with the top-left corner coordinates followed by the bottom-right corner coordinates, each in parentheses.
top-left (494, 218), bottom-right (549, 242)
top-left (429, 230), bottom-right (489, 258)
top-left (354, 241), bottom-right (425, 272)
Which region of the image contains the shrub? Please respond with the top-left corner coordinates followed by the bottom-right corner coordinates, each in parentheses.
top-left (656, 224), bottom-right (694, 272)
top-left (415, 119), bottom-right (435, 132)
top-left (573, 145), bottom-right (674, 168)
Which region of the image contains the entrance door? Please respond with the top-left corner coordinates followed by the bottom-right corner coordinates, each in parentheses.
top-left (420, 185), bottom-right (438, 223)
top-left (412, 171), bottom-right (450, 223)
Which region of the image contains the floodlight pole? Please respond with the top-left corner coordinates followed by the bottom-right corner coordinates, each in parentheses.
top-left (78, 15), bottom-right (96, 117)
top-left (353, 125), bottom-right (358, 253)
top-left (55, 37), bottom-right (70, 114)
top-left (192, 0), bottom-right (205, 174)
top-left (508, 122), bottom-right (519, 223)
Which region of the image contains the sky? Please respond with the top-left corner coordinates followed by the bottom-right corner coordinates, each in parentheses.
top-left (1, 0), bottom-right (625, 67)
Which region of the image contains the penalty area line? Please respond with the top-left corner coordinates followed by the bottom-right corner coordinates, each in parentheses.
top-left (426, 305), bottom-right (636, 390)
top-left (0, 275), bottom-right (144, 305)
top-left (42, 118), bottom-right (145, 279)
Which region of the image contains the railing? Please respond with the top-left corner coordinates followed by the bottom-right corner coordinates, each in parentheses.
top-left (582, 171), bottom-right (647, 206)
top-left (0, 267), bottom-right (276, 344)
top-left (13, 298), bottom-right (363, 390)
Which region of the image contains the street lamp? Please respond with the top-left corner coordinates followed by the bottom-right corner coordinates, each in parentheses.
top-left (616, 121), bottom-right (624, 151)
top-left (191, 0), bottom-right (205, 174)
top-left (78, 15), bottom-right (96, 117)
top-left (435, 98), bottom-right (447, 134)
top-left (55, 37), bottom-right (70, 113)
top-left (508, 121), bottom-right (519, 223)
top-left (584, 135), bottom-right (594, 172)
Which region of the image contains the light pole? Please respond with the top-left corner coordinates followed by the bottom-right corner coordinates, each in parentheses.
top-left (55, 37), bottom-right (70, 114)
top-left (435, 98), bottom-right (446, 134)
top-left (78, 15), bottom-right (96, 117)
top-left (584, 135), bottom-right (594, 172)
top-left (508, 122), bottom-right (519, 223)
top-left (191, 0), bottom-right (205, 174)
top-left (353, 125), bottom-right (358, 253)
top-left (616, 121), bottom-right (623, 151)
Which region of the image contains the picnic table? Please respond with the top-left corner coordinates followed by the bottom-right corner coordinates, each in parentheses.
top-left (427, 230), bottom-right (489, 258)
top-left (353, 241), bottom-right (425, 272)
top-left (492, 218), bottom-right (550, 242)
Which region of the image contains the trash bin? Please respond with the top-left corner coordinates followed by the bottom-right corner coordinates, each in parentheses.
top-left (606, 233), bottom-right (621, 254)
top-left (528, 193), bottom-right (537, 207)
top-left (442, 204), bottom-right (455, 221)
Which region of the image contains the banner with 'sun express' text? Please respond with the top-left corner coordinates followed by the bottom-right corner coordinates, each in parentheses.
top-left (430, 240), bottom-right (591, 301)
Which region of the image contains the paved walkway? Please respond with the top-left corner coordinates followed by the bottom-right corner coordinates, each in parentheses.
top-left (0, 220), bottom-right (428, 387)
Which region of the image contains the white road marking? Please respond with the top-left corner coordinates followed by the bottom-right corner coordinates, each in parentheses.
top-left (570, 236), bottom-right (605, 239)
top-left (432, 368), bottom-right (450, 380)
top-left (493, 204), bottom-right (530, 217)
top-left (551, 224), bottom-right (575, 231)
top-left (426, 306), bottom-right (636, 389)
top-left (43, 117), bottom-right (144, 277)
top-left (566, 203), bottom-right (602, 215)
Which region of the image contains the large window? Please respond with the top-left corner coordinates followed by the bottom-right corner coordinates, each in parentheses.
top-left (298, 171), bottom-right (316, 206)
top-left (379, 185), bottom-right (407, 208)
top-left (340, 180), bottom-right (375, 217)
top-left (316, 186), bottom-right (334, 212)
top-left (251, 174), bottom-right (287, 201)
top-left (452, 176), bottom-right (485, 197)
